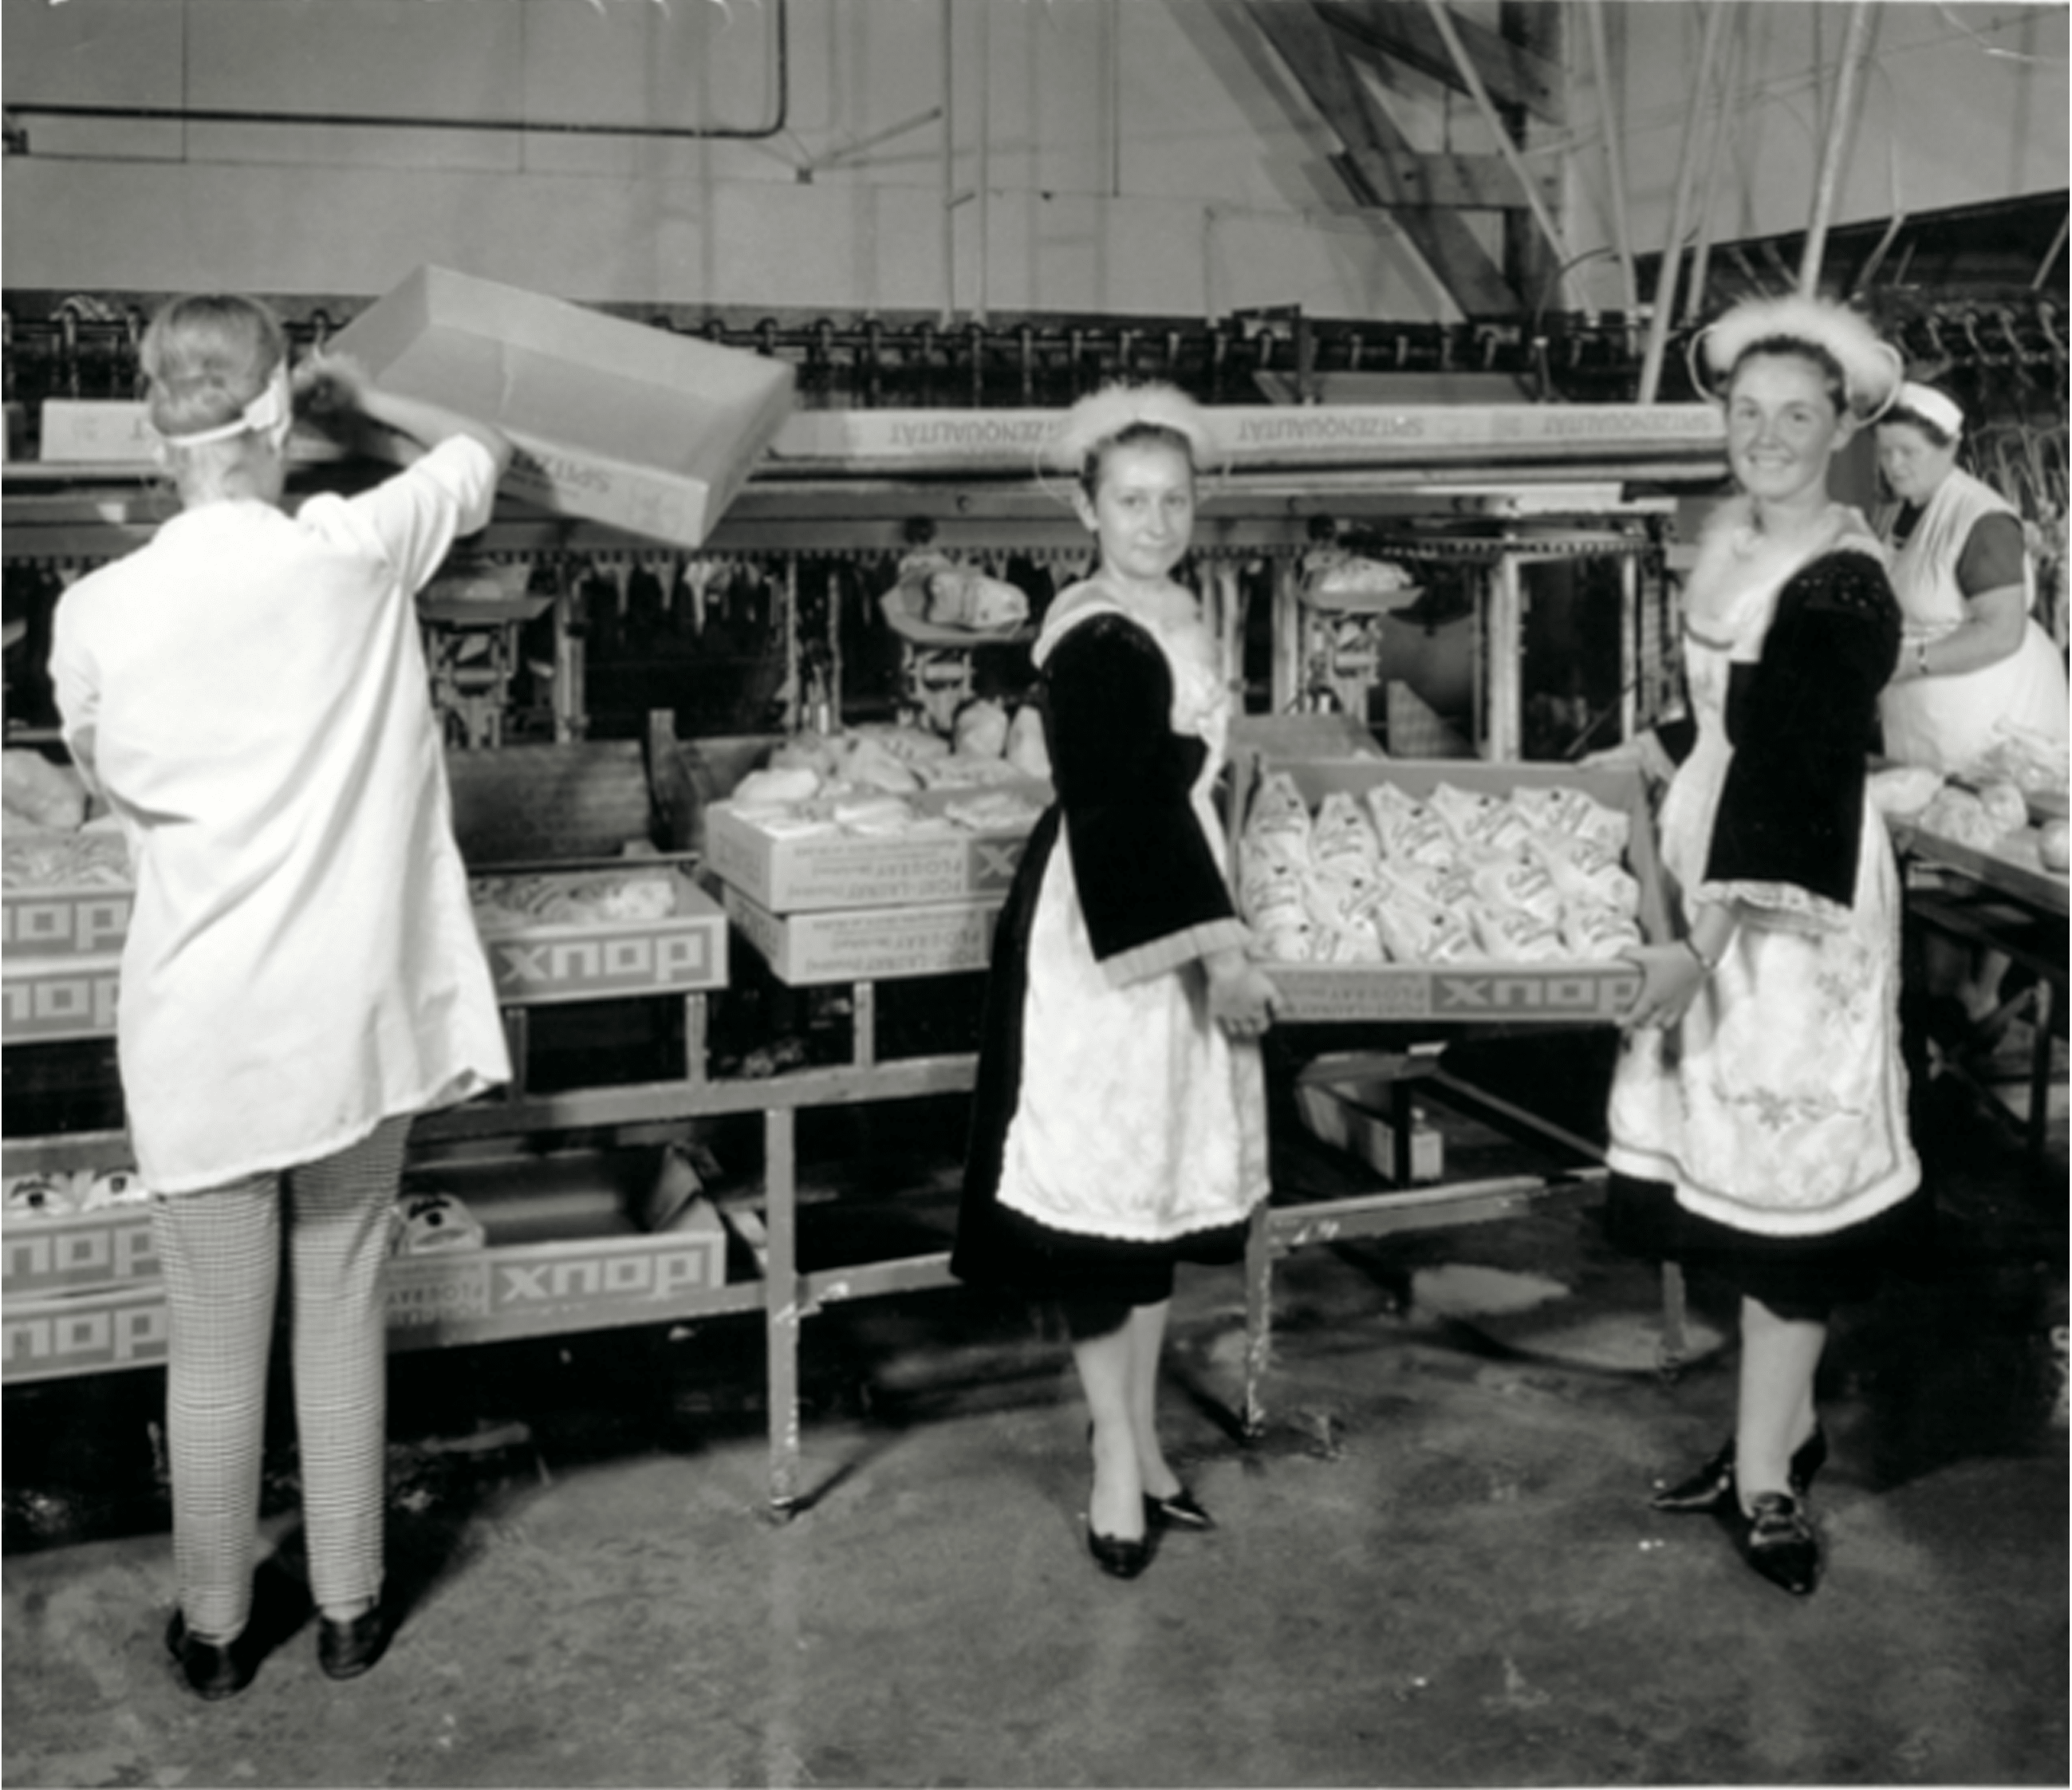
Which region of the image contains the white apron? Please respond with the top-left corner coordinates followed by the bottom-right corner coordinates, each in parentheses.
top-left (1606, 503), bottom-right (1919, 1237)
top-left (1877, 467), bottom-right (2068, 775)
top-left (995, 587), bottom-right (1269, 1244)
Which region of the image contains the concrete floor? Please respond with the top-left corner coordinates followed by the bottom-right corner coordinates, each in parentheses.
top-left (4, 1046), bottom-right (2066, 1789)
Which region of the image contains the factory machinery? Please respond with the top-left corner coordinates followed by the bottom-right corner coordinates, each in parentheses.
top-left (4, 329), bottom-right (2055, 1507)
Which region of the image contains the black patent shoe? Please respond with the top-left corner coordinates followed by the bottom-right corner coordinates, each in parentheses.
top-left (1649, 1439), bottom-right (1737, 1513)
top-left (1086, 1526), bottom-right (1152, 1579)
top-left (164, 1610), bottom-right (257, 1701)
top-left (317, 1604), bottom-right (392, 1681)
top-left (1737, 1491), bottom-right (1820, 1596)
top-left (1649, 1426), bottom-right (1830, 1514)
top-left (1144, 1487), bottom-right (1215, 1532)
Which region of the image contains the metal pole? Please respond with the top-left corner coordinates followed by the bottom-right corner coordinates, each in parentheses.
top-left (1798, 0), bottom-right (1878, 298)
top-left (2031, 209), bottom-right (2070, 291)
top-left (975, 0), bottom-right (991, 324)
top-left (940, 0), bottom-right (955, 326)
top-left (1418, 0), bottom-right (1579, 301)
top-left (1682, 7), bottom-right (1743, 325)
top-left (1583, 0), bottom-right (1639, 315)
top-left (1637, 0), bottom-right (1733, 403)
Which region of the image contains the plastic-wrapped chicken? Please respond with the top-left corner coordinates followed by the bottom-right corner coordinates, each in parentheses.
top-left (952, 697), bottom-right (1011, 759)
top-left (1308, 791), bottom-right (1383, 891)
top-left (830, 733), bottom-right (925, 794)
top-left (1467, 854), bottom-right (1563, 923)
top-left (1304, 868), bottom-right (1384, 960)
top-left (731, 765), bottom-right (824, 806)
top-left (1530, 830), bottom-right (1641, 917)
top-left (1004, 704), bottom-right (1051, 780)
top-left (1427, 783), bottom-right (1502, 842)
top-left (1468, 904), bottom-right (1567, 962)
top-left (1510, 783), bottom-right (1630, 853)
top-left (1364, 783), bottom-right (1455, 868)
top-left (2, 749), bottom-right (89, 832)
top-left (1369, 864), bottom-right (1479, 963)
top-left (1245, 771), bottom-right (1314, 859)
top-left (1560, 903), bottom-right (1645, 961)
top-left (926, 564), bottom-right (1030, 630)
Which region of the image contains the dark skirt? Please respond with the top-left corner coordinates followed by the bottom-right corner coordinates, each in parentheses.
top-left (1605, 1173), bottom-right (1935, 1322)
top-left (951, 808), bottom-right (1249, 1331)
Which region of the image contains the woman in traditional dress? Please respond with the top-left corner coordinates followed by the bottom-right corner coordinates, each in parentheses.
top-left (52, 296), bottom-right (512, 1695)
top-left (1603, 297), bottom-right (1923, 1596)
top-left (953, 384), bottom-right (1278, 1579)
top-left (1873, 380), bottom-right (2066, 777)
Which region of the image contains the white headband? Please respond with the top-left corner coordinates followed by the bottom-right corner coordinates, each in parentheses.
top-left (1894, 381), bottom-right (1964, 438)
top-left (155, 361), bottom-right (291, 448)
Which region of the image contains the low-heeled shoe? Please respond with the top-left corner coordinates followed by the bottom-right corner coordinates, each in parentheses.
top-left (1143, 1487), bottom-right (1215, 1532)
top-left (164, 1610), bottom-right (257, 1701)
top-left (1649, 1425), bottom-right (1829, 1514)
top-left (317, 1605), bottom-right (392, 1681)
top-left (1737, 1491), bottom-right (1820, 1596)
top-left (1086, 1527), bottom-right (1152, 1579)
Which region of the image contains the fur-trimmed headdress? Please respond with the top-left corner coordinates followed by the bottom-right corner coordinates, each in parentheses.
top-left (1689, 295), bottom-right (1901, 421)
top-left (1043, 380), bottom-right (1218, 476)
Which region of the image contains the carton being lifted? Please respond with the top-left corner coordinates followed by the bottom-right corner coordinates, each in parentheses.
top-left (328, 266), bottom-right (794, 548)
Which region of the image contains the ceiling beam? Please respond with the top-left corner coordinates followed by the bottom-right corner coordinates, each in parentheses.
top-left (1243, 0), bottom-right (1520, 318)
top-left (1317, 0), bottom-right (1564, 126)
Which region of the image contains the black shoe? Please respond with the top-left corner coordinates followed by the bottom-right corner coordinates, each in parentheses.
top-left (164, 1611), bottom-right (257, 1701)
top-left (1649, 1439), bottom-right (1737, 1513)
top-left (1650, 1426), bottom-right (1829, 1514)
top-left (317, 1605), bottom-right (392, 1681)
top-left (1737, 1491), bottom-right (1820, 1596)
top-left (1086, 1527), bottom-right (1152, 1579)
top-left (1143, 1487), bottom-right (1215, 1532)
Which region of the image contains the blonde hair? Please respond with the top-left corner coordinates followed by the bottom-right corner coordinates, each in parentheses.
top-left (140, 294), bottom-right (289, 444)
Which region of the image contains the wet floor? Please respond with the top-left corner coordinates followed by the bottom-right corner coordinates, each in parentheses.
top-left (3, 1048), bottom-right (2066, 1788)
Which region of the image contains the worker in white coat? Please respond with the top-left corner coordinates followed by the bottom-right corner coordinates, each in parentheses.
top-left (51, 294), bottom-right (512, 1700)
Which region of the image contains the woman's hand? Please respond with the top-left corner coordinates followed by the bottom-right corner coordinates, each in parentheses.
top-left (1204, 948), bottom-right (1279, 1041)
top-left (292, 350), bottom-right (370, 424)
top-left (1581, 730), bottom-right (1677, 788)
top-left (1617, 941), bottom-right (1709, 1033)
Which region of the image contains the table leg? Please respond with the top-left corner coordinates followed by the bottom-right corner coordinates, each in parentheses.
top-left (764, 1105), bottom-right (801, 1516)
top-left (1243, 1200), bottom-right (1274, 1438)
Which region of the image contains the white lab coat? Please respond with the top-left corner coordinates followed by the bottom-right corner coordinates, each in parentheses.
top-left (52, 438), bottom-right (510, 1192)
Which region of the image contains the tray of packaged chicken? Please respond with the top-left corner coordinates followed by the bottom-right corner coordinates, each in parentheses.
top-left (2, 823), bottom-right (135, 962)
top-left (467, 862), bottom-right (728, 1004)
top-left (703, 723), bottom-right (1050, 918)
top-left (1, 858), bottom-right (727, 1043)
top-left (1235, 755), bottom-right (1668, 1024)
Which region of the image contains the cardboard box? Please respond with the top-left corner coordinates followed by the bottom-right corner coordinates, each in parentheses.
top-left (1, 1226), bottom-right (733, 1383)
top-left (704, 782), bottom-right (1046, 913)
top-left (1240, 757), bottom-right (1668, 1026)
top-left (328, 266), bottom-right (794, 548)
top-left (2, 883), bottom-right (135, 960)
top-left (2, 1202), bottom-right (157, 1296)
top-left (471, 868), bottom-right (728, 1005)
top-left (723, 884), bottom-right (1000, 986)
top-left (1, 952), bottom-right (121, 1043)
top-left (1294, 1078), bottom-right (1444, 1184)
top-left (2, 1281), bottom-right (167, 1383)
top-left (0, 870), bottom-right (727, 1037)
